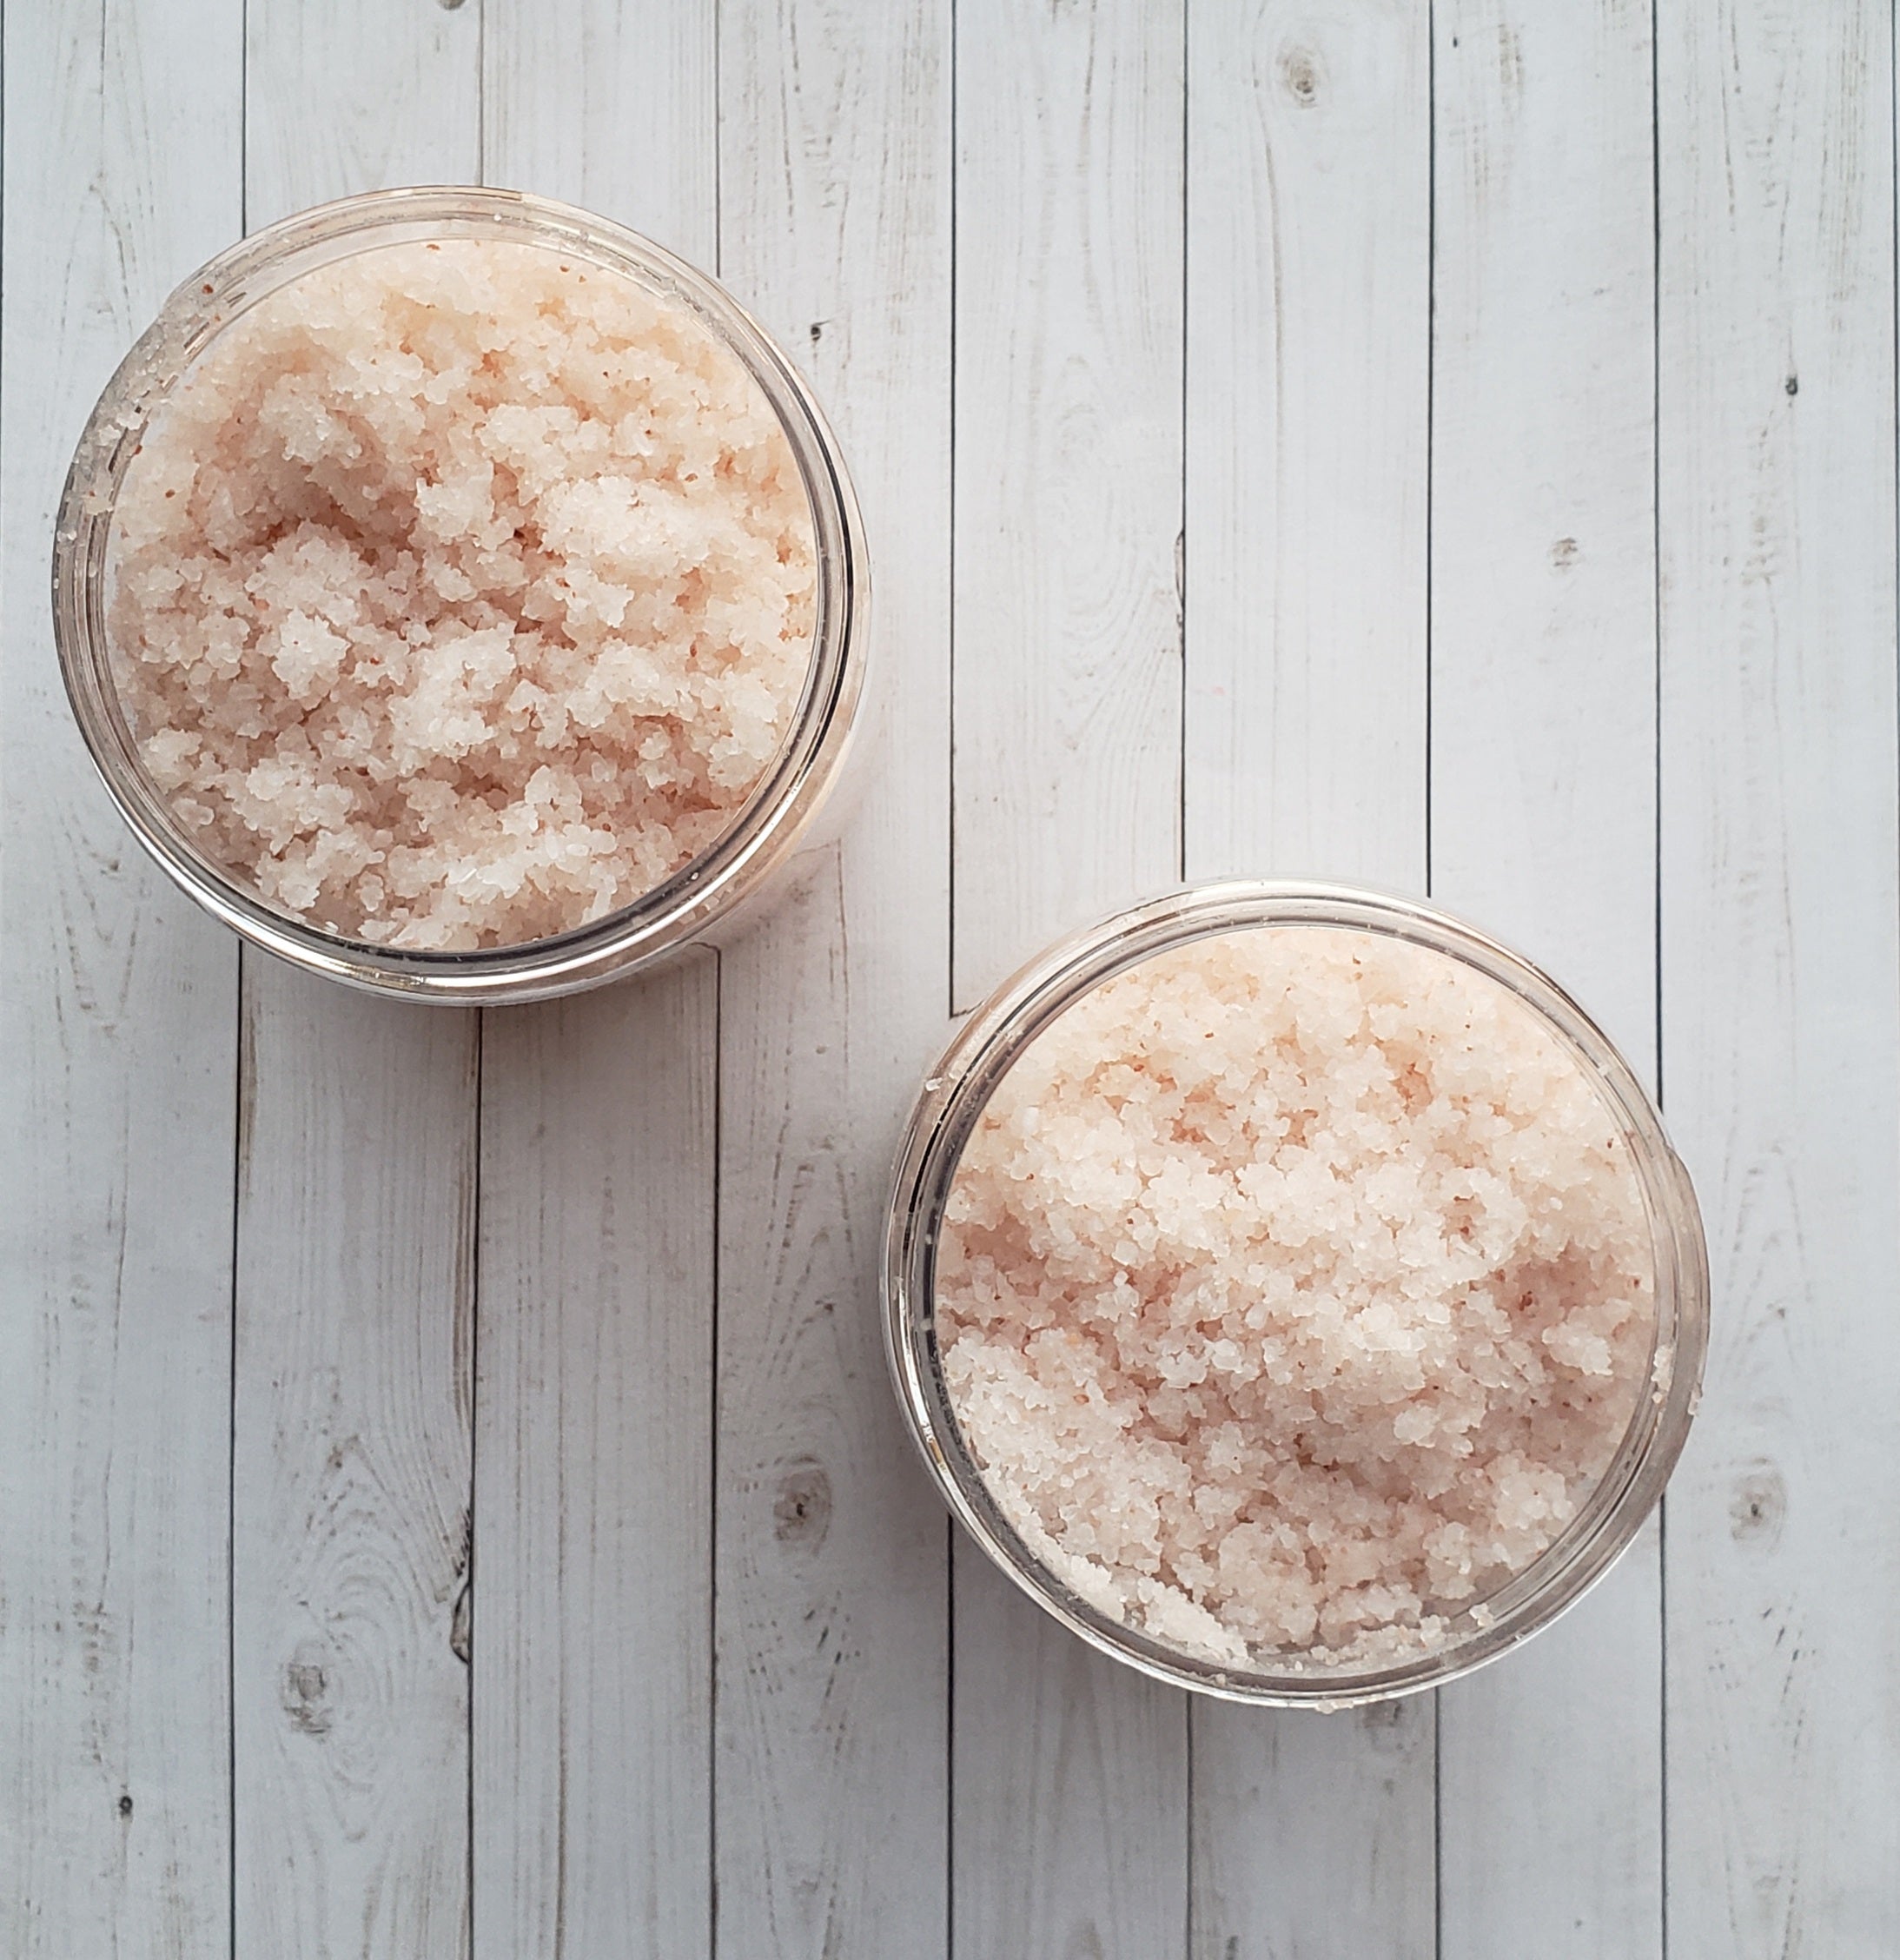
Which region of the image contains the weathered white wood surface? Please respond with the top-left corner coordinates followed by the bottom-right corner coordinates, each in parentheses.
top-left (3, 2), bottom-right (1898, 1957)
top-left (476, 11), bottom-right (721, 1957)
top-left (232, 978), bottom-right (477, 1957)
top-left (1182, 6), bottom-right (1436, 1957)
top-left (475, 974), bottom-right (718, 1959)
top-left (951, 0), bottom-right (1186, 1008)
top-left (1659, 3), bottom-right (1900, 1954)
top-left (237, 5), bottom-right (482, 1953)
top-left (1182, 0), bottom-right (1431, 890)
top-left (951, 3), bottom-right (1190, 1956)
top-left (1430, 3), bottom-right (1666, 1956)
top-left (0, 6), bottom-right (242, 1956)
top-left (712, 4), bottom-right (953, 1951)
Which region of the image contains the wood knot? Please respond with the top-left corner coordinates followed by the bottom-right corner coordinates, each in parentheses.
top-left (773, 1461), bottom-right (833, 1548)
top-left (1358, 1698), bottom-right (1411, 1748)
top-left (451, 1576), bottom-right (473, 1665)
top-left (281, 1645), bottom-right (333, 1737)
top-left (1280, 46), bottom-right (1322, 107)
top-left (117, 1793), bottom-right (133, 1818)
top-left (1730, 1463), bottom-right (1785, 1545)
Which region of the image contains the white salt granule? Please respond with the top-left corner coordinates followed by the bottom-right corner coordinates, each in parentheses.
top-left (936, 927), bottom-right (1658, 1669)
top-left (108, 237), bottom-right (817, 949)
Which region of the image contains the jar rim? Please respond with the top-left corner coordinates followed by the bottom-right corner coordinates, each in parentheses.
top-left (881, 878), bottom-right (1711, 1707)
top-left (52, 184), bottom-right (868, 1003)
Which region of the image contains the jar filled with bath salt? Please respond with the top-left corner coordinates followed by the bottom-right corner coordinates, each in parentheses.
top-left (884, 882), bottom-right (1708, 1706)
top-left (54, 186), bottom-right (865, 1003)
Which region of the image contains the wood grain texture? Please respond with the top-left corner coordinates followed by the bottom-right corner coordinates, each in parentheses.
top-left (473, 970), bottom-right (717, 1960)
top-left (951, 0), bottom-right (1187, 1006)
top-left (1182, 6), bottom-right (1434, 1955)
top-left (713, 2), bottom-right (955, 1953)
top-left (231, 974), bottom-right (477, 1957)
top-left (0, 4), bottom-right (242, 1954)
top-left (955, 1559), bottom-right (1189, 1960)
top-left (1183, 0), bottom-right (1431, 890)
top-left (1659, 2), bottom-right (1900, 1953)
top-left (483, 0), bottom-right (716, 262)
top-left (234, 7), bottom-right (482, 1954)
top-left (950, 3), bottom-right (1191, 1954)
top-left (1430, 4), bottom-right (1665, 1953)
top-left (1430, 3), bottom-right (1656, 1066)
top-left (1191, 1698), bottom-right (1433, 1960)
top-left (473, 10), bottom-right (720, 1957)
top-left (244, 0), bottom-right (480, 229)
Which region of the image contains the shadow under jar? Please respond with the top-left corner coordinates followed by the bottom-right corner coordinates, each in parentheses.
top-left (54, 185), bottom-right (866, 1003)
top-left (884, 882), bottom-right (1709, 1708)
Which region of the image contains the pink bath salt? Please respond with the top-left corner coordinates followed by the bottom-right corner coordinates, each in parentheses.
top-left (935, 927), bottom-right (1658, 1669)
top-left (107, 237), bottom-right (816, 950)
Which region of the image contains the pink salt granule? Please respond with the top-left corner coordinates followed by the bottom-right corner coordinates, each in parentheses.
top-left (936, 926), bottom-right (1658, 1670)
top-left (107, 237), bottom-right (816, 950)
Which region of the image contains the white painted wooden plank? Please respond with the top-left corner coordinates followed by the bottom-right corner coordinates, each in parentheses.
top-left (1182, 0), bottom-right (1431, 891)
top-left (231, 975), bottom-right (478, 1957)
top-left (713, 1), bottom-right (953, 1951)
top-left (473, 970), bottom-right (717, 1960)
top-left (234, 8), bottom-right (481, 1955)
top-left (0, 3), bottom-right (242, 1952)
top-left (473, 11), bottom-right (719, 1957)
top-left (954, 1562), bottom-right (1190, 1960)
top-left (1659, 2), bottom-right (1900, 1952)
top-left (482, 0), bottom-right (716, 263)
top-left (951, 3), bottom-right (1190, 1954)
top-left (951, 0), bottom-right (1188, 1006)
top-left (1181, 5), bottom-right (1434, 1954)
top-left (1429, 4), bottom-right (1665, 1954)
top-left (1430, 0), bottom-right (1657, 1073)
top-left (1192, 1701), bottom-right (1433, 1960)
top-left (244, 0), bottom-right (480, 228)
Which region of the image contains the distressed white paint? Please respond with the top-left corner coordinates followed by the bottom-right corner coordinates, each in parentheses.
top-left (1182, 0), bottom-right (1431, 892)
top-left (712, 3), bottom-right (955, 1954)
top-left (7, 2), bottom-right (1900, 1954)
top-left (473, 971), bottom-right (717, 1960)
top-left (1659, 3), bottom-right (1900, 1952)
top-left (0, 4), bottom-right (242, 1954)
top-left (231, 976), bottom-right (477, 1957)
top-left (244, 0), bottom-right (480, 229)
top-left (232, 5), bottom-right (480, 1955)
top-left (950, 0), bottom-right (1187, 1007)
top-left (950, 3), bottom-right (1191, 1954)
top-left (1430, 4), bottom-right (1665, 1954)
top-left (482, 0), bottom-right (715, 263)
top-left (1182, 5), bottom-right (1435, 1954)
top-left (1192, 1699), bottom-right (1433, 1960)
top-left (955, 1567), bottom-right (1189, 1960)
top-left (473, 10), bottom-right (720, 1957)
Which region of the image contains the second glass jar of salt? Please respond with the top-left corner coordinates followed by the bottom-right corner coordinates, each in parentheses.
top-left (883, 881), bottom-right (1709, 1706)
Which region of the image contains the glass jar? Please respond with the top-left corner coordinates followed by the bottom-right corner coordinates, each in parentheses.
top-left (53, 186), bottom-right (867, 1003)
top-left (882, 880), bottom-right (1709, 1707)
